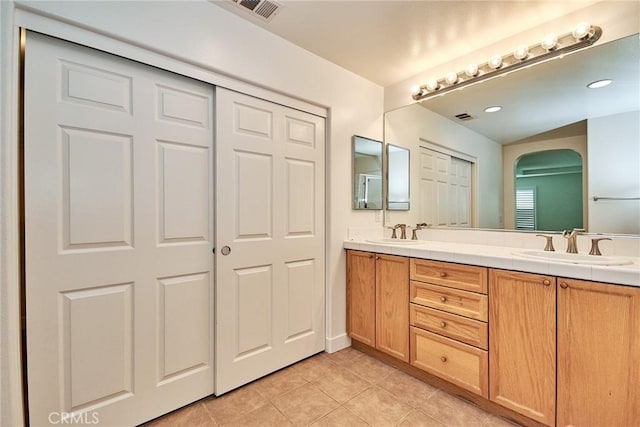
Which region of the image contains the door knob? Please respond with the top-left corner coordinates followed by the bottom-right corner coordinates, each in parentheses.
top-left (221, 246), bottom-right (231, 256)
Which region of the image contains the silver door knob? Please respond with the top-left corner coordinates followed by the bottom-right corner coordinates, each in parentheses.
top-left (221, 246), bottom-right (231, 256)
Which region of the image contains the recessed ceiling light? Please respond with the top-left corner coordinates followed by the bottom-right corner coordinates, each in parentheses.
top-left (587, 79), bottom-right (612, 89)
top-left (484, 106), bottom-right (502, 113)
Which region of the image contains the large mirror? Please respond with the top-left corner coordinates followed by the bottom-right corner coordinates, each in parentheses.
top-left (384, 33), bottom-right (640, 234)
top-left (353, 135), bottom-right (383, 210)
top-left (387, 144), bottom-right (410, 210)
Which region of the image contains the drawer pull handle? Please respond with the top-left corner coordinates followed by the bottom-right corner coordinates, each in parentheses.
top-left (440, 296), bottom-right (447, 303)
top-left (440, 321), bottom-right (447, 328)
top-left (543, 279), bottom-right (551, 286)
top-left (440, 356), bottom-right (447, 363)
top-left (439, 272), bottom-right (447, 278)
top-left (560, 282), bottom-right (569, 289)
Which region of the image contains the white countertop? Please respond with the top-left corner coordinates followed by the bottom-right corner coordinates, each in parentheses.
top-left (344, 239), bottom-right (640, 287)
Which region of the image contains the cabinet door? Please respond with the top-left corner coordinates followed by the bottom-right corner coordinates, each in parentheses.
top-left (346, 250), bottom-right (376, 346)
top-left (376, 254), bottom-right (410, 362)
top-left (557, 278), bottom-right (640, 427)
top-left (489, 270), bottom-right (556, 426)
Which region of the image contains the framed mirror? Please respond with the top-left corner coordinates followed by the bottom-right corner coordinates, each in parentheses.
top-left (387, 144), bottom-right (410, 210)
top-left (353, 135), bottom-right (383, 210)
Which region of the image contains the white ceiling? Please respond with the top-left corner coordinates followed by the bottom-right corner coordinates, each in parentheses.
top-left (213, 1), bottom-right (639, 143)
top-left (214, 0), bottom-right (599, 87)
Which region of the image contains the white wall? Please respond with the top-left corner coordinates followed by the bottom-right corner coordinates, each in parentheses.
top-left (385, 103), bottom-right (503, 228)
top-left (0, 1), bottom-right (383, 424)
top-left (588, 110), bottom-right (640, 234)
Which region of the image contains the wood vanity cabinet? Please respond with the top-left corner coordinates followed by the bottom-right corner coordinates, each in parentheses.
top-left (491, 270), bottom-right (640, 427)
top-left (346, 250), bottom-right (409, 362)
top-left (410, 259), bottom-right (489, 397)
top-left (346, 250), bottom-right (376, 346)
top-left (556, 278), bottom-right (640, 427)
top-left (489, 269), bottom-right (556, 426)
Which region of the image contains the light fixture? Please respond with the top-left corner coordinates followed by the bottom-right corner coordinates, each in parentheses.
top-left (541, 33), bottom-right (558, 50)
top-left (411, 24), bottom-right (602, 101)
top-left (425, 79), bottom-right (440, 91)
top-left (484, 106), bottom-right (502, 113)
top-left (513, 46), bottom-right (529, 60)
top-left (445, 72), bottom-right (458, 85)
top-left (465, 63), bottom-right (479, 77)
top-left (587, 79), bottom-right (612, 89)
top-left (488, 55), bottom-right (503, 69)
top-left (572, 22), bottom-right (592, 40)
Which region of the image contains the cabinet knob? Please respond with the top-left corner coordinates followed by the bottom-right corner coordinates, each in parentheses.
top-left (543, 279), bottom-right (551, 286)
top-left (440, 356), bottom-right (447, 363)
top-left (439, 272), bottom-right (447, 278)
top-left (375, 256), bottom-right (380, 260)
top-left (560, 282), bottom-right (569, 289)
top-left (440, 296), bottom-right (447, 303)
top-left (440, 321), bottom-right (447, 328)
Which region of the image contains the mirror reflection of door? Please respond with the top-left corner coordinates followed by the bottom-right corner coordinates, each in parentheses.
top-left (357, 174), bottom-right (382, 209)
top-left (420, 147), bottom-right (472, 227)
top-left (515, 149), bottom-right (583, 231)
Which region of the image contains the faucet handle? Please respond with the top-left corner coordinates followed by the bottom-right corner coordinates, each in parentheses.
top-left (536, 234), bottom-right (555, 252)
top-left (386, 226), bottom-right (398, 239)
top-left (589, 237), bottom-right (612, 256)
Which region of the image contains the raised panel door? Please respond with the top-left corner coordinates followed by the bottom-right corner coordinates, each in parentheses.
top-left (376, 254), bottom-right (409, 362)
top-left (25, 32), bottom-right (214, 426)
top-left (489, 269), bottom-right (556, 426)
top-left (346, 250), bottom-right (376, 346)
top-left (557, 278), bottom-right (640, 427)
top-left (215, 88), bottom-right (325, 394)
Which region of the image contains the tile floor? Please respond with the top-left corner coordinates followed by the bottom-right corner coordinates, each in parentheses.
top-left (144, 347), bottom-right (519, 427)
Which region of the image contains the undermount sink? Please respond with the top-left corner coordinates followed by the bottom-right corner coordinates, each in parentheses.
top-left (365, 238), bottom-right (425, 245)
top-left (513, 250), bottom-right (634, 266)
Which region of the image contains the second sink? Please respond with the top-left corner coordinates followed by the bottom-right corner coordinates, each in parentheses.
top-left (513, 250), bottom-right (633, 266)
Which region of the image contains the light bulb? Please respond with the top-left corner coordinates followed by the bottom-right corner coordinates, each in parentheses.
top-left (465, 63), bottom-right (479, 77)
top-left (541, 33), bottom-right (558, 50)
top-left (484, 106), bottom-right (502, 113)
top-left (488, 55), bottom-right (503, 69)
top-left (572, 22), bottom-right (591, 40)
top-left (513, 46), bottom-right (529, 60)
top-left (411, 85), bottom-right (421, 96)
top-left (426, 79), bottom-right (439, 91)
top-left (445, 72), bottom-right (458, 85)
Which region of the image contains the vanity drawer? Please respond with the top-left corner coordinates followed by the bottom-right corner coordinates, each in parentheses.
top-left (411, 281), bottom-right (488, 321)
top-left (410, 259), bottom-right (488, 294)
top-left (410, 326), bottom-right (488, 397)
top-left (410, 304), bottom-right (488, 349)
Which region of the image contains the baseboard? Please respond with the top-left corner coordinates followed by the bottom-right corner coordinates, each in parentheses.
top-left (324, 333), bottom-right (351, 353)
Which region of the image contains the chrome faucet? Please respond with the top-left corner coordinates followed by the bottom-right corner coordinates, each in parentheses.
top-left (411, 223), bottom-right (431, 240)
top-left (562, 228), bottom-right (585, 253)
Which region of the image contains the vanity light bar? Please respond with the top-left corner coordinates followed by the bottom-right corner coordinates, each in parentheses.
top-left (411, 24), bottom-right (602, 101)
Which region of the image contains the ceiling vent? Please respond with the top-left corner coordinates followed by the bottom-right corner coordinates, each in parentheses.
top-left (229, 0), bottom-right (283, 22)
top-left (454, 113), bottom-right (474, 121)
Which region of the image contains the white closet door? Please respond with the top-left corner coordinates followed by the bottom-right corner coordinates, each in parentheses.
top-left (420, 148), bottom-right (450, 226)
top-left (25, 32), bottom-right (214, 426)
top-left (215, 88), bottom-right (325, 394)
top-left (420, 147), bottom-right (472, 228)
top-left (450, 157), bottom-right (472, 227)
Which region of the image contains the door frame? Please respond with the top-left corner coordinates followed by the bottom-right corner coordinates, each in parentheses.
top-left (3, 10), bottom-right (329, 425)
